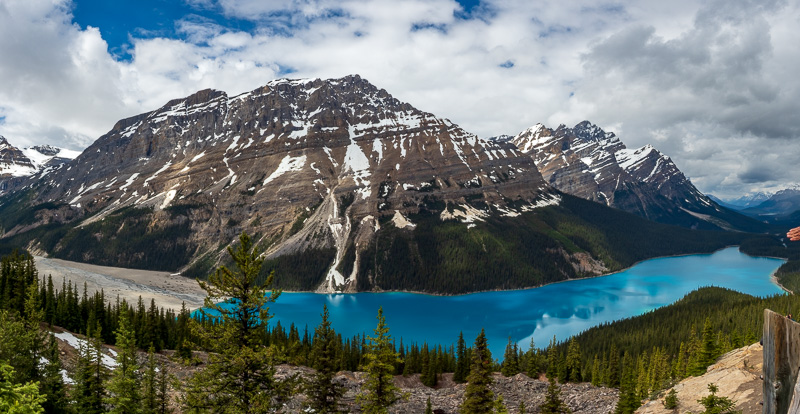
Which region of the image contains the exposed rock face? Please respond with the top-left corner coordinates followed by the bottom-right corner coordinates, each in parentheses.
top-left (637, 342), bottom-right (764, 414)
top-left (511, 121), bottom-right (760, 231)
top-left (9, 75), bottom-right (554, 291)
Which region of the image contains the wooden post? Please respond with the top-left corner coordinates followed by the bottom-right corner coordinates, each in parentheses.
top-left (763, 309), bottom-right (800, 414)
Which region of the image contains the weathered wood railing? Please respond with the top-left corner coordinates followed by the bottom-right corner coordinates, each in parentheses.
top-left (763, 309), bottom-right (800, 413)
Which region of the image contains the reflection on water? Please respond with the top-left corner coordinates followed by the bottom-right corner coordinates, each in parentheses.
top-left (265, 247), bottom-right (784, 356)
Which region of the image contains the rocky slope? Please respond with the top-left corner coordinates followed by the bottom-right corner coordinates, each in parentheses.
top-left (51, 325), bottom-right (618, 414)
top-left (511, 122), bottom-right (765, 232)
top-left (637, 343), bottom-right (763, 414)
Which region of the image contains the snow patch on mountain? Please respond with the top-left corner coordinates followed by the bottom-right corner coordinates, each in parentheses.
top-left (263, 154), bottom-right (307, 186)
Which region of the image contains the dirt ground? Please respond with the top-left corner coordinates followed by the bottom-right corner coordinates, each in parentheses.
top-left (35, 256), bottom-right (207, 311)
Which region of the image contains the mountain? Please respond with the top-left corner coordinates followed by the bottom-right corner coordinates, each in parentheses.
top-left (740, 188), bottom-right (800, 219)
top-left (510, 122), bottom-right (766, 232)
top-left (0, 136), bottom-right (80, 194)
top-left (0, 136), bottom-right (37, 177)
top-left (722, 192), bottom-right (773, 210)
top-left (0, 76), bottom-right (745, 293)
top-left (0, 136), bottom-right (79, 183)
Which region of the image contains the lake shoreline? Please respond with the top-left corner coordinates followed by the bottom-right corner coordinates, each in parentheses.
top-left (32, 246), bottom-right (787, 311)
top-left (305, 245), bottom-right (785, 298)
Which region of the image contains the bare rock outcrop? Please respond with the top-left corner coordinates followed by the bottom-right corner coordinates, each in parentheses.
top-left (637, 343), bottom-right (764, 414)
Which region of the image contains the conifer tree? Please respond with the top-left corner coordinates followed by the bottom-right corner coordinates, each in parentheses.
top-left (540, 377), bottom-right (571, 414)
top-left (501, 337), bottom-right (519, 377)
top-left (20, 281), bottom-right (70, 413)
top-left (460, 329), bottom-right (494, 414)
top-left (606, 345), bottom-right (620, 388)
top-left (306, 304), bottom-right (345, 413)
top-left (0, 362), bottom-right (46, 414)
top-left (591, 355), bottom-right (601, 386)
top-left (105, 311), bottom-right (140, 413)
top-left (39, 333), bottom-right (70, 414)
top-left (546, 336), bottom-right (558, 380)
top-left (686, 325), bottom-right (701, 376)
top-left (141, 346), bottom-right (158, 414)
top-left (454, 332), bottom-right (469, 384)
top-left (155, 362), bottom-right (172, 414)
top-left (519, 401), bottom-right (527, 414)
top-left (357, 307), bottom-right (406, 413)
top-left (524, 338), bottom-right (538, 379)
top-left (175, 303), bottom-right (192, 361)
top-left (696, 383), bottom-right (740, 414)
top-left (614, 352), bottom-right (640, 414)
top-left (74, 322), bottom-right (107, 414)
top-left (420, 343), bottom-right (438, 387)
top-left (565, 338), bottom-right (581, 382)
top-left (695, 318), bottom-right (717, 375)
top-left (425, 396), bottom-right (433, 414)
top-left (635, 351), bottom-right (649, 400)
top-left (183, 232), bottom-right (295, 413)
top-left (494, 395), bottom-right (509, 413)
top-left (663, 389), bottom-right (678, 409)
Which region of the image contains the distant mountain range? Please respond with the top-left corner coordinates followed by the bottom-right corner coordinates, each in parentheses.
top-left (708, 189), bottom-right (800, 220)
top-left (710, 192), bottom-right (773, 210)
top-left (740, 189), bottom-right (800, 219)
top-left (0, 76), bottom-right (762, 293)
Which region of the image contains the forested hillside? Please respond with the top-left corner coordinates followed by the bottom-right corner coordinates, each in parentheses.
top-left (351, 193), bottom-right (749, 294)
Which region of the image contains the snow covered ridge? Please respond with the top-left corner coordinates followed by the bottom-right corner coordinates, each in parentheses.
top-left (508, 120), bottom-right (747, 231)
top-left (512, 120), bottom-right (689, 191)
top-left (0, 135), bottom-right (80, 177)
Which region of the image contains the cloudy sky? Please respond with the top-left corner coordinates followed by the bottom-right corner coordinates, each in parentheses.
top-left (0, 0), bottom-right (798, 198)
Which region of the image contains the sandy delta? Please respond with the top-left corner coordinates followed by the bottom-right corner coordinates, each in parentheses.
top-left (34, 256), bottom-right (207, 311)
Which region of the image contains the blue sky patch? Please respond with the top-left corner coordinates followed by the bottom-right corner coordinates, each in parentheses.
top-left (71, 0), bottom-right (255, 59)
top-left (499, 60), bottom-right (514, 68)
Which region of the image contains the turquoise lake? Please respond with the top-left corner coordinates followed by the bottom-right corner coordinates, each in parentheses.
top-left (264, 247), bottom-right (785, 356)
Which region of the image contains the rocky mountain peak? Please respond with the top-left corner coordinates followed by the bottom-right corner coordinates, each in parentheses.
top-left (510, 121), bottom-right (759, 230)
top-left (0, 136), bottom-right (36, 177)
top-left (30, 145), bottom-right (61, 157)
top-left (572, 120), bottom-right (616, 142)
top-left (0, 137), bottom-right (80, 184)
